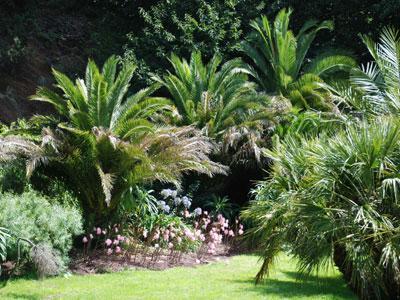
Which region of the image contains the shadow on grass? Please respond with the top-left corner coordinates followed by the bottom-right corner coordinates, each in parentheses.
top-left (231, 272), bottom-right (356, 299)
top-left (0, 293), bottom-right (40, 300)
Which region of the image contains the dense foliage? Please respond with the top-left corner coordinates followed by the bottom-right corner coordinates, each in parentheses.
top-left (243, 26), bottom-right (400, 299)
top-left (154, 51), bottom-right (272, 163)
top-left (19, 57), bottom-right (225, 222)
top-left (123, 0), bottom-right (268, 84)
top-left (242, 8), bottom-right (356, 111)
top-left (0, 189), bottom-right (82, 270)
top-left (1, 3), bottom-right (400, 297)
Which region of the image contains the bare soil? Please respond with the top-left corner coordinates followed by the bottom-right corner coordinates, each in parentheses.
top-left (70, 245), bottom-right (231, 275)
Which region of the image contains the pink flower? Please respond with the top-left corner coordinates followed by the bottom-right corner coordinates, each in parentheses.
top-left (82, 236), bottom-right (88, 243)
top-left (163, 234), bottom-right (169, 241)
top-left (204, 211), bottom-right (208, 216)
top-left (153, 233), bottom-right (160, 240)
top-left (200, 234), bottom-right (205, 241)
top-left (195, 259), bottom-right (201, 264)
top-left (89, 234), bottom-right (94, 239)
top-left (224, 229), bottom-right (229, 235)
top-left (194, 221), bottom-right (199, 228)
top-left (105, 239), bottom-right (112, 246)
top-left (115, 246), bottom-right (121, 254)
top-left (228, 230), bottom-right (235, 237)
top-left (107, 248), bottom-right (113, 255)
top-left (154, 243), bottom-right (159, 249)
top-left (184, 210), bottom-right (190, 218)
top-left (96, 227), bottom-right (101, 235)
top-left (170, 232), bottom-right (176, 238)
top-left (177, 237), bottom-right (182, 243)
top-left (239, 224), bottom-right (244, 230)
top-left (113, 239), bottom-right (119, 245)
top-left (143, 230), bottom-right (148, 238)
top-left (168, 242), bottom-right (174, 249)
top-left (238, 229), bottom-right (244, 235)
top-left (118, 235), bottom-right (125, 242)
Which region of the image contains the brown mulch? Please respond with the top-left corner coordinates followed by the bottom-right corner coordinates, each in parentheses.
top-left (69, 245), bottom-right (232, 275)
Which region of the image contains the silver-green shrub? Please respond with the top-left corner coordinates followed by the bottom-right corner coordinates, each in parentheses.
top-left (0, 189), bottom-right (82, 271)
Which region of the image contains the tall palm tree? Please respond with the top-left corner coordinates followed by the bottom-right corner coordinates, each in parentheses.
top-left (153, 51), bottom-right (273, 163)
top-left (2, 57), bottom-right (226, 222)
top-left (242, 8), bottom-right (356, 111)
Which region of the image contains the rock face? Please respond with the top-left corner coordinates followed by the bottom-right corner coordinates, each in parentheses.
top-left (0, 7), bottom-right (92, 123)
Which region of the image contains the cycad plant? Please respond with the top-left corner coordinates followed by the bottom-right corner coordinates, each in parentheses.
top-left (242, 8), bottom-right (356, 111)
top-left (2, 57), bottom-right (226, 223)
top-left (243, 117), bottom-right (400, 299)
top-left (153, 51), bottom-right (272, 163)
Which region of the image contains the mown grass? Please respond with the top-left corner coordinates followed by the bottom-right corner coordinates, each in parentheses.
top-left (0, 254), bottom-right (356, 299)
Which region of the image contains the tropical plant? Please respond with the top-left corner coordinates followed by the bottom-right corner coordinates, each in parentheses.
top-left (0, 227), bottom-right (10, 275)
top-left (242, 8), bottom-right (356, 111)
top-left (118, 186), bottom-right (159, 226)
top-left (243, 117), bottom-right (400, 299)
top-left (0, 56), bottom-right (226, 223)
top-left (204, 195), bottom-right (236, 219)
top-left (153, 51), bottom-right (273, 163)
top-left (326, 27), bottom-right (400, 120)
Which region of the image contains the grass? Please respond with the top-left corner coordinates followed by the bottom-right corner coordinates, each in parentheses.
top-left (0, 254), bottom-right (356, 300)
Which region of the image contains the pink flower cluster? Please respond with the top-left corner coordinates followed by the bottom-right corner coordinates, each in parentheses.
top-left (194, 213), bottom-right (245, 255)
top-left (82, 224), bottom-right (126, 256)
top-left (146, 225), bottom-right (191, 250)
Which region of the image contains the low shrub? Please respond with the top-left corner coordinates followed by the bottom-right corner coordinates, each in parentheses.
top-left (0, 189), bottom-right (83, 273)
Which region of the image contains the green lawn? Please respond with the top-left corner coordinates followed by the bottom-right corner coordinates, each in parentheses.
top-left (0, 254), bottom-right (356, 300)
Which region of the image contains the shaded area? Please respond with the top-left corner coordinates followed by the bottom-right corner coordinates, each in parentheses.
top-left (232, 271), bottom-right (354, 299)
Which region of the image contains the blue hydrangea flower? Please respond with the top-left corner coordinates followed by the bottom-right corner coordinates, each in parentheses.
top-left (194, 207), bottom-right (202, 216)
top-left (174, 197), bottom-right (182, 206)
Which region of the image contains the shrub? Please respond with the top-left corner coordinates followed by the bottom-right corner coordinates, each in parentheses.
top-left (243, 117), bottom-right (400, 299)
top-left (0, 189), bottom-right (83, 271)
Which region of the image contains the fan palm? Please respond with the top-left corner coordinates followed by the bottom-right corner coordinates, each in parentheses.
top-left (243, 117), bottom-right (400, 299)
top-left (2, 57), bottom-right (226, 222)
top-left (153, 51), bottom-right (273, 163)
top-left (242, 8), bottom-right (356, 111)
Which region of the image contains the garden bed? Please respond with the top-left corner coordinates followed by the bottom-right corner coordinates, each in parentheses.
top-left (70, 244), bottom-right (231, 274)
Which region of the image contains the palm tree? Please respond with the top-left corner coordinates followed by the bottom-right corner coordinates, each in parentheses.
top-left (2, 57), bottom-right (227, 222)
top-left (243, 117), bottom-right (400, 299)
top-left (242, 8), bottom-right (356, 111)
top-left (153, 51), bottom-right (273, 163)
top-left (332, 27), bottom-right (400, 116)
